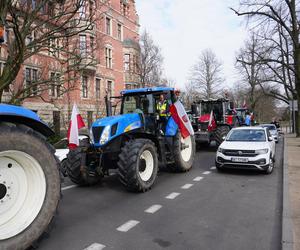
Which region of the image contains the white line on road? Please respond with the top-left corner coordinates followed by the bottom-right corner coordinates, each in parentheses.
top-left (202, 171), bottom-right (211, 175)
top-left (210, 166), bottom-right (216, 170)
top-left (193, 176), bottom-right (204, 182)
top-left (181, 183), bottom-right (193, 189)
top-left (83, 243), bottom-right (106, 250)
top-left (165, 192), bottom-right (180, 199)
top-left (145, 204), bottom-right (162, 214)
top-left (116, 220), bottom-right (140, 232)
top-left (61, 185), bottom-right (78, 191)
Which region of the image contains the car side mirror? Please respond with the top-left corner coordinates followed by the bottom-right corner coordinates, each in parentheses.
top-left (268, 136), bottom-right (273, 141)
top-left (222, 136), bottom-right (226, 140)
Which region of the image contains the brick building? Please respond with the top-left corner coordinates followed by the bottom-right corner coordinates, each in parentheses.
top-left (0, 0), bottom-right (141, 134)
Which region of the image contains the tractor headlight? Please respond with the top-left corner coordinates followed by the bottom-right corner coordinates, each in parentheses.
top-left (255, 148), bottom-right (269, 154)
top-left (89, 127), bottom-right (94, 144)
top-left (100, 125), bottom-right (111, 145)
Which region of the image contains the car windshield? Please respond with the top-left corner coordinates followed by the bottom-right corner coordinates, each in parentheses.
top-left (227, 129), bottom-right (266, 142)
top-left (261, 124), bottom-right (276, 130)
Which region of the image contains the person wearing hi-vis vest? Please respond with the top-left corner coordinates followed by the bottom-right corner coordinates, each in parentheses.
top-left (157, 94), bottom-right (169, 134)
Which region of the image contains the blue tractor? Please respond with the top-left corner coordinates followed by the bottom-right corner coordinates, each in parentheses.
top-left (0, 104), bottom-right (61, 249)
top-left (66, 87), bottom-right (196, 192)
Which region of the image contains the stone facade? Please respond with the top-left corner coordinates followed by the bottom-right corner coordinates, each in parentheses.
top-left (0, 0), bottom-right (140, 134)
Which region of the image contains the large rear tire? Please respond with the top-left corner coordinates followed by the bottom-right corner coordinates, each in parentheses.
top-left (0, 123), bottom-right (60, 250)
top-left (66, 147), bottom-right (101, 186)
top-left (170, 133), bottom-right (195, 172)
top-left (118, 139), bottom-right (158, 192)
top-left (215, 126), bottom-right (230, 145)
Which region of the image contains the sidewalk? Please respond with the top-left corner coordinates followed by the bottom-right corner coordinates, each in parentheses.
top-left (285, 134), bottom-right (300, 250)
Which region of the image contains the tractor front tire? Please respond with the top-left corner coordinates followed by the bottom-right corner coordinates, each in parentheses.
top-left (215, 126), bottom-right (230, 146)
top-left (0, 123), bottom-right (60, 250)
top-left (118, 139), bottom-right (158, 192)
top-left (170, 133), bottom-right (195, 172)
top-left (66, 148), bottom-right (101, 186)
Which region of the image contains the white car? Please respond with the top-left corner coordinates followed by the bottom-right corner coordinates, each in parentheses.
top-left (260, 124), bottom-right (279, 143)
top-left (216, 127), bottom-right (276, 174)
top-left (54, 135), bottom-right (88, 176)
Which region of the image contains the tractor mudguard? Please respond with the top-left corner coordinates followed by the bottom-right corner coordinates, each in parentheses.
top-left (0, 104), bottom-right (53, 137)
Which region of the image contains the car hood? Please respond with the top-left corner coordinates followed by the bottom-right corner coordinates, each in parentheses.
top-left (220, 141), bottom-right (270, 150)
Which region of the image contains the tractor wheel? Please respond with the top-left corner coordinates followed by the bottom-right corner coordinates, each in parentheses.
top-left (170, 132), bottom-right (195, 172)
top-left (215, 126), bottom-right (230, 146)
top-left (118, 139), bottom-right (158, 192)
top-left (66, 147), bottom-right (102, 186)
top-left (0, 123), bottom-right (60, 250)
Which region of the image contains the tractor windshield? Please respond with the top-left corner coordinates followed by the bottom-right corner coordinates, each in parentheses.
top-left (201, 102), bottom-right (223, 122)
top-left (122, 94), bottom-right (154, 115)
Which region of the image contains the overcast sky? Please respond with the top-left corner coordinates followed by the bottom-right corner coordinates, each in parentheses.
top-left (135, 0), bottom-right (249, 90)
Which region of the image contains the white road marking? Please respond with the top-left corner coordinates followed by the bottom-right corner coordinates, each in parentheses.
top-left (165, 192), bottom-right (180, 199)
top-left (181, 183), bottom-right (193, 189)
top-left (193, 176), bottom-right (203, 181)
top-left (83, 243), bottom-right (106, 250)
top-left (61, 185), bottom-right (78, 191)
top-left (210, 166), bottom-right (216, 170)
top-left (202, 171), bottom-right (211, 175)
top-left (117, 220), bottom-right (140, 232)
top-left (145, 204), bottom-right (162, 214)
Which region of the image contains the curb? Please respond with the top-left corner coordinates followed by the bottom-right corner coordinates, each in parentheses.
top-left (282, 135), bottom-right (294, 250)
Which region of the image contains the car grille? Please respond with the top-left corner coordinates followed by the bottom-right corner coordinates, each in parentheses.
top-left (222, 149), bottom-right (258, 157)
top-left (92, 126), bottom-right (104, 144)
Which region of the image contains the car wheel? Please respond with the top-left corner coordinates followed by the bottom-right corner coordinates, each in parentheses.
top-left (264, 157), bottom-right (274, 174)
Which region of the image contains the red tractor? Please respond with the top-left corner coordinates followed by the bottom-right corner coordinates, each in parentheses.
top-left (190, 98), bottom-right (249, 146)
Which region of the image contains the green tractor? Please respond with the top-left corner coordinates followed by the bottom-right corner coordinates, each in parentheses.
top-left (66, 87), bottom-right (196, 192)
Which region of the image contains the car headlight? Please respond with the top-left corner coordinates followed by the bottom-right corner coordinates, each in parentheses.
top-left (89, 127), bottom-right (94, 144)
top-left (100, 126), bottom-right (111, 145)
top-left (218, 147), bottom-right (224, 153)
top-left (255, 148), bottom-right (269, 154)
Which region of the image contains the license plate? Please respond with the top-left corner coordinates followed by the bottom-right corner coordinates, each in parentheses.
top-left (231, 157), bottom-right (248, 163)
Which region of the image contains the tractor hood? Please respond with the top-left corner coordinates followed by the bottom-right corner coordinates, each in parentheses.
top-left (91, 113), bottom-right (142, 147)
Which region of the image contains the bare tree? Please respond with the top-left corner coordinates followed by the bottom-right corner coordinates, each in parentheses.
top-left (236, 33), bottom-right (267, 111)
top-left (0, 0), bottom-right (101, 104)
top-left (188, 49), bottom-right (224, 99)
top-left (138, 30), bottom-right (163, 87)
top-left (231, 0), bottom-right (300, 135)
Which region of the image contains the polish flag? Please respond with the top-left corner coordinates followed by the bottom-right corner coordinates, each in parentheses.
top-left (170, 101), bottom-right (194, 139)
top-left (67, 104), bottom-right (85, 149)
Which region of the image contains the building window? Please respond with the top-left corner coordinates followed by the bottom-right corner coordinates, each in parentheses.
top-left (48, 38), bottom-right (60, 57)
top-left (50, 72), bottom-right (61, 98)
top-left (0, 62), bottom-right (9, 92)
top-left (117, 23), bottom-right (122, 40)
top-left (107, 80), bottom-right (112, 97)
top-left (79, 1), bottom-right (86, 18)
top-left (105, 47), bottom-right (112, 69)
top-left (82, 76), bottom-right (88, 98)
top-left (106, 17), bottom-right (111, 35)
top-left (4, 29), bottom-right (9, 45)
top-left (124, 54), bottom-right (130, 71)
top-left (133, 55), bottom-right (138, 73)
top-left (25, 68), bottom-right (38, 95)
top-left (95, 78), bottom-right (101, 99)
top-left (48, 2), bottom-right (54, 16)
top-left (120, 1), bottom-right (127, 16)
top-left (79, 35), bottom-right (87, 57)
top-left (90, 36), bottom-right (94, 56)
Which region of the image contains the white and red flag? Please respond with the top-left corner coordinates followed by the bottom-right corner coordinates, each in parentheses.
top-left (67, 104), bottom-right (85, 149)
top-left (170, 101), bottom-right (194, 139)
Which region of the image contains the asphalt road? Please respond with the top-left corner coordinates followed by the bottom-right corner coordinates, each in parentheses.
top-left (37, 139), bottom-right (283, 250)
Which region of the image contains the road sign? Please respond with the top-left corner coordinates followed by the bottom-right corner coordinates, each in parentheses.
top-left (289, 100), bottom-right (298, 111)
